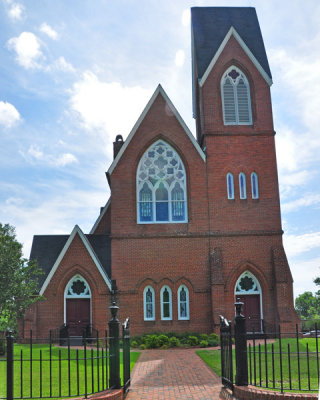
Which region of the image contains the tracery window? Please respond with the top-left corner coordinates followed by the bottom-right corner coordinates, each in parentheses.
top-left (251, 172), bottom-right (259, 199)
top-left (227, 173), bottom-right (234, 199)
top-left (221, 66), bottom-right (252, 125)
top-left (143, 286), bottom-right (155, 321)
top-left (137, 140), bottom-right (187, 223)
top-left (235, 271), bottom-right (261, 295)
top-left (160, 286), bottom-right (172, 320)
top-left (239, 172), bottom-right (247, 199)
top-left (65, 275), bottom-right (91, 298)
top-left (178, 285), bottom-right (189, 320)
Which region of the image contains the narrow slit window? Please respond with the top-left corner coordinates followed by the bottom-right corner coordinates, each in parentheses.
top-left (239, 173), bottom-right (247, 199)
top-left (144, 286), bottom-right (155, 321)
top-left (178, 285), bottom-right (189, 320)
top-left (251, 172), bottom-right (259, 199)
top-left (161, 286), bottom-right (172, 320)
top-left (227, 173), bottom-right (234, 199)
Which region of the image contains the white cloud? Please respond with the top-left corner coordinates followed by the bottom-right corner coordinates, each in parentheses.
top-left (0, 101), bottom-right (21, 128)
top-left (291, 257), bottom-right (320, 298)
top-left (48, 56), bottom-right (75, 73)
top-left (7, 32), bottom-right (43, 69)
top-left (69, 72), bottom-right (151, 140)
top-left (181, 9), bottom-right (190, 27)
top-left (40, 22), bottom-right (58, 40)
top-left (282, 193), bottom-right (320, 213)
top-left (284, 231), bottom-right (320, 258)
top-left (21, 145), bottom-right (78, 167)
top-left (8, 3), bottom-right (24, 20)
top-left (175, 50), bottom-right (185, 67)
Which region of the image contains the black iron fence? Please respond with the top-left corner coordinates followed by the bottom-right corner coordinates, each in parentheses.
top-left (0, 305), bottom-right (131, 400)
top-left (220, 303), bottom-right (320, 393)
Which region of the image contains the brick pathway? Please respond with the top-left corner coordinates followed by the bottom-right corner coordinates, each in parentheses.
top-left (126, 348), bottom-right (235, 400)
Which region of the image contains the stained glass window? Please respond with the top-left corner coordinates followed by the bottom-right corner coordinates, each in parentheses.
top-left (144, 286), bottom-right (155, 320)
top-left (161, 286), bottom-right (172, 320)
top-left (239, 173), bottom-right (247, 199)
top-left (137, 140), bottom-right (187, 223)
top-left (251, 172), bottom-right (259, 199)
top-left (227, 173), bottom-right (234, 199)
top-left (178, 285), bottom-right (189, 320)
top-left (221, 66), bottom-right (252, 125)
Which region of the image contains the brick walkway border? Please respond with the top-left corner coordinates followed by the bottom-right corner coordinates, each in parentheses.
top-left (126, 348), bottom-right (235, 400)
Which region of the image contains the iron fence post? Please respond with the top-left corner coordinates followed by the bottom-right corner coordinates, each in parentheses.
top-left (6, 330), bottom-right (14, 400)
top-left (108, 301), bottom-right (121, 389)
top-left (234, 301), bottom-right (248, 386)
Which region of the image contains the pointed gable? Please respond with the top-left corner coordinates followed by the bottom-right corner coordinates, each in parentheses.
top-left (191, 7), bottom-right (272, 84)
top-left (107, 84), bottom-right (205, 176)
top-left (30, 225), bottom-right (112, 295)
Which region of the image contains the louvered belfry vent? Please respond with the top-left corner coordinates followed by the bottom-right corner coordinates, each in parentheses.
top-left (221, 67), bottom-right (252, 125)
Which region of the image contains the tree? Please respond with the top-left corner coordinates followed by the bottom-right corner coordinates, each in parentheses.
top-left (0, 223), bottom-right (42, 334)
top-left (295, 277), bottom-right (320, 325)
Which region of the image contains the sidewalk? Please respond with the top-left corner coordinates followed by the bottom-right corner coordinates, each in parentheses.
top-left (126, 348), bottom-right (235, 400)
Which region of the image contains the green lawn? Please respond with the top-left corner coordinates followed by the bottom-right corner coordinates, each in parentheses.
top-left (197, 337), bottom-right (320, 392)
top-left (0, 344), bottom-right (140, 399)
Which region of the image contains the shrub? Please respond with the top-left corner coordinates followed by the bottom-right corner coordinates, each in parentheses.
top-left (131, 340), bottom-right (139, 348)
top-left (187, 335), bottom-right (199, 346)
top-left (200, 340), bottom-right (209, 348)
top-left (145, 334), bottom-right (160, 349)
top-left (168, 336), bottom-right (180, 347)
top-left (139, 344), bottom-right (146, 350)
top-left (199, 333), bottom-right (209, 341)
top-left (161, 344), bottom-right (168, 349)
top-left (157, 334), bottom-right (169, 347)
top-left (208, 333), bottom-right (219, 347)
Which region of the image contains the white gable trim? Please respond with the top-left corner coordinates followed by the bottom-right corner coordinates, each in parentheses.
top-left (90, 198), bottom-right (110, 234)
top-left (107, 84), bottom-right (205, 176)
top-left (199, 26), bottom-right (273, 88)
top-left (39, 225), bottom-right (112, 295)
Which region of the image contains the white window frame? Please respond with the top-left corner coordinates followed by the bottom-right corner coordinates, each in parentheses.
top-left (160, 285), bottom-right (172, 320)
top-left (239, 172), bottom-right (247, 199)
top-left (221, 66), bottom-right (252, 125)
top-left (143, 286), bottom-right (155, 321)
top-left (251, 172), bottom-right (259, 199)
top-left (178, 285), bottom-right (189, 320)
top-left (137, 140), bottom-right (188, 224)
top-left (227, 173), bottom-right (234, 199)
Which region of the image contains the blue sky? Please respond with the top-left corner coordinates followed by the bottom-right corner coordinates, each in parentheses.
top-left (0, 0), bottom-right (319, 298)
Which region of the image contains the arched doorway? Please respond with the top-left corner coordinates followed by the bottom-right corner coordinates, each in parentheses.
top-left (64, 275), bottom-right (91, 336)
top-left (235, 271), bottom-right (262, 332)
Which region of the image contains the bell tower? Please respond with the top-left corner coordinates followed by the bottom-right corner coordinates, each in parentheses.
top-left (191, 7), bottom-right (298, 330)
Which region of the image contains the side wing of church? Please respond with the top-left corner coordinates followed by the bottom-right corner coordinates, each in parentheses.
top-left (24, 7), bottom-right (299, 338)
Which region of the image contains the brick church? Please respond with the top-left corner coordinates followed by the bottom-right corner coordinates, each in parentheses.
top-left (24, 7), bottom-right (298, 338)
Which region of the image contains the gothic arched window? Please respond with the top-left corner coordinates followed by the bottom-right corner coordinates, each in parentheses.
top-left (65, 275), bottom-right (91, 298)
top-left (143, 286), bottom-right (155, 321)
top-left (160, 286), bottom-right (172, 320)
top-left (178, 285), bottom-right (189, 320)
top-left (227, 173), bottom-right (234, 199)
top-left (221, 66), bottom-right (252, 125)
top-left (137, 140), bottom-right (187, 223)
top-left (251, 172), bottom-right (259, 199)
top-left (239, 172), bottom-right (247, 199)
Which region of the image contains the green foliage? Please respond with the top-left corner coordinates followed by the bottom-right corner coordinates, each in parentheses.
top-left (208, 332), bottom-right (220, 347)
top-left (145, 334), bottom-right (160, 349)
top-left (168, 336), bottom-right (180, 347)
top-left (0, 223), bottom-right (43, 335)
top-left (200, 340), bottom-right (208, 348)
top-left (199, 333), bottom-right (209, 341)
top-left (157, 334), bottom-right (169, 347)
top-left (187, 335), bottom-right (199, 346)
top-left (131, 340), bottom-right (139, 348)
top-left (139, 344), bottom-right (146, 350)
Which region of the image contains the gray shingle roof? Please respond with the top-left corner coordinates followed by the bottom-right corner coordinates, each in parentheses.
top-left (191, 7), bottom-right (272, 81)
top-left (30, 234), bottom-right (111, 290)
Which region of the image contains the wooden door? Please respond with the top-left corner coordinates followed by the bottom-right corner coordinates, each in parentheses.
top-left (237, 294), bottom-right (261, 332)
top-left (66, 299), bottom-right (90, 336)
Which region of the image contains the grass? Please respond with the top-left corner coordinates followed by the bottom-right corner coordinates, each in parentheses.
top-left (197, 337), bottom-right (320, 392)
top-left (0, 343), bottom-right (140, 399)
